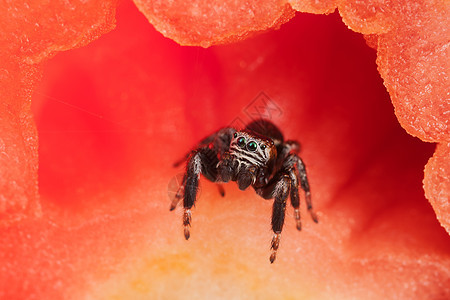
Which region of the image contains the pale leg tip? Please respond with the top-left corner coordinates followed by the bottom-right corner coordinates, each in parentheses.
top-left (270, 252), bottom-right (277, 264)
top-left (184, 227), bottom-right (190, 240)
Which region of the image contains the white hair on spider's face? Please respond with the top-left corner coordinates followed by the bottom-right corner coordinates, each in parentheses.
top-left (229, 131), bottom-right (275, 169)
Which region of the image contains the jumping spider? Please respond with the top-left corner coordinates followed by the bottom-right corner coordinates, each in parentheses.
top-left (170, 119), bottom-right (318, 263)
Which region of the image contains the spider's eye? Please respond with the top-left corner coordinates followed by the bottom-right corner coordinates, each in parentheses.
top-left (237, 137), bottom-right (246, 148)
top-left (247, 141), bottom-right (257, 152)
top-left (233, 132), bottom-right (238, 138)
top-left (261, 144), bottom-right (266, 150)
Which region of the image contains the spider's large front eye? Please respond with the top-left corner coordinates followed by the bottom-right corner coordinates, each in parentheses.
top-left (247, 141), bottom-right (257, 152)
top-left (237, 137), bottom-right (246, 148)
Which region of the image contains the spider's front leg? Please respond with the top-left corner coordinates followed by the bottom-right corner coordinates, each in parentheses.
top-left (182, 147), bottom-right (218, 240)
top-left (172, 127), bottom-right (235, 240)
top-left (269, 174), bottom-right (291, 263)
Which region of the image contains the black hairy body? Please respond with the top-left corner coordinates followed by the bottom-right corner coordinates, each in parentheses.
top-left (170, 119), bottom-right (318, 263)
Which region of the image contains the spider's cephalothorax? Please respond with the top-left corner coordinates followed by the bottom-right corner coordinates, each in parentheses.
top-left (170, 119), bottom-right (318, 263)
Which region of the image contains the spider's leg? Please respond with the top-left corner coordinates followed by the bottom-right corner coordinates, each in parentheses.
top-left (169, 174), bottom-right (186, 211)
top-left (296, 157), bottom-right (318, 223)
top-left (278, 140), bottom-right (300, 162)
top-left (173, 134), bottom-right (216, 167)
top-left (182, 147), bottom-right (220, 240)
top-left (173, 127), bottom-right (235, 168)
top-left (172, 127), bottom-right (234, 240)
top-left (288, 168), bottom-right (302, 231)
top-left (278, 152), bottom-right (303, 230)
top-left (173, 155), bottom-right (189, 168)
top-left (268, 174), bottom-right (291, 263)
top-left (183, 150), bottom-right (203, 240)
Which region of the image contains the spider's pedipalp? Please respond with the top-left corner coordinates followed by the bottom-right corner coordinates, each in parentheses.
top-left (217, 152), bottom-right (237, 182)
top-left (236, 165), bottom-right (257, 190)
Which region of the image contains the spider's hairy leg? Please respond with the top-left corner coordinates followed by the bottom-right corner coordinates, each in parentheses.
top-left (270, 174), bottom-right (290, 263)
top-left (270, 233), bottom-right (281, 264)
top-left (289, 169), bottom-right (302, 231)
top-left (173, 127), bottom-right (233, 240)
top-left (297, 157), bottom-right (318, 223)
top-left (278, 140), bottom-right (301, 162)
top-left (182, 149), bottom-right (205, 240)
top-left (280, 152), bottom-right (305, 230)
top-left (183, 209), bottom-right (192, 239)
top-left (173, 132), bottom-right (220, 168)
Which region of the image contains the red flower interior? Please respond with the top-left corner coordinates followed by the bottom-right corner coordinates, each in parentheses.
top-left (1, 0), bottom-right (449, 298)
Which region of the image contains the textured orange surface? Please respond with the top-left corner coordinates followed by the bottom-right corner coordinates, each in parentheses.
top-left (0, 0), bottom-right (117, 223)
top-left (133, 0), bottom-right (296, 47)
top-left (424, 143), bottom-right (450, 233)
top-left (0, 0), bottom-right (449, 299)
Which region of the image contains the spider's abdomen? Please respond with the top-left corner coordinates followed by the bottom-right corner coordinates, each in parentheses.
top-left (244, 119), bottom-right (284, 146)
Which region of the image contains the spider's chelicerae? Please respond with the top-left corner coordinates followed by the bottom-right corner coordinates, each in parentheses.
top-left (170, 119), bottom-right (318, 263)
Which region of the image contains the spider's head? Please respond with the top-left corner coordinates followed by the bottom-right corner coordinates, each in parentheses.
top-left (220, 131), bottom-right (277, 189)
top-left (230, 131), bottom-right (276, 167)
